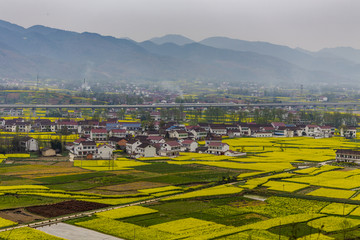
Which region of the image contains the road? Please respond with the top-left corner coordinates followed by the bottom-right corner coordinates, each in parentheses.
top-left (0, 102), bottom-right (358, 109)
top-left (36, 223), bottom-right (123, 240)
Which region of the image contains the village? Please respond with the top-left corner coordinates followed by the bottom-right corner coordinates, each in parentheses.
top-left (0, 112), bottom-right (357, 161)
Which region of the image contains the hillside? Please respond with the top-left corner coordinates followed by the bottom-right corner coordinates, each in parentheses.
top-left (0, 20), bottom-right (358, 85)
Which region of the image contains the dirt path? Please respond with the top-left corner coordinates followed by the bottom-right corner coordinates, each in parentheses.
top-left (0, 208), bottom-right (44, 224)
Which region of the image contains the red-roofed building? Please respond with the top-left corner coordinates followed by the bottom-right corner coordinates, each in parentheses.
top-left (205, 142), bottom-right (229, 155)
top-left (190, 128), bottom-right (208, 140)
top-left (90, 128), bottom-right (108, 141)
top-left (73, 141), bottom-right (97, 157)
top-left (169, 130), bottom-right (188, 139)
top-left (74, 138), bottom-right (87, 144)
top-left (159, 141), bottom-right (181, 156)
top-left (341, 127), bottom-right (357, 139)
top-left (319, 126), bottom-right (334, 138)
top-left (57, 120), bottom-right (78, 132)
top-left (109, 129), bottom-right (127, 138)
top-left (305, 125), bottom-right (320, 137)
top-left (180, 140), bottom-right (198, 152)
top-left (271, 122), bottom-right (286, 129)
top-left (150, 111), bottom-right (161, 121)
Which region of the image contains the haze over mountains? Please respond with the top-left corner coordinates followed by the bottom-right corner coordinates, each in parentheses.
top-left (0, 19), bottom-right (359, 86)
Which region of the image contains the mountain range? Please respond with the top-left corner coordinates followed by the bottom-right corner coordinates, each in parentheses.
top-left (0, 19), bottom-right (359, 86)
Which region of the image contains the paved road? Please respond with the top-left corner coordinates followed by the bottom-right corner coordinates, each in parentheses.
top-left (36, 223), bottom-right (123, 240)
top-left (0, 102), bottom-right (358, 109)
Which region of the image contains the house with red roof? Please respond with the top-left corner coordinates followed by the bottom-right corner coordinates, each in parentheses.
top-left (159, 141), bottom-right (181, 156)
top-left (90, 128), bottom-right (108, 141)
top-left (319, 126), bottom-right (333, 138)
top-left (180, 139), bottom-right (198, 152)
top-left (57, 120), bottom-right (78, 132)
top-left (73, 141), bottom-right (97, 157)
top-left (271, 122), bottom-right (286, 129)
top-left (168, 130), bottom-right (188, 139)
top-left (305, 125), bottom-right (320, 137)
top-left (341, 126), bottom-right (357, 139)
top-left (206, 142), bottom-right (229, 155)
top-left (109, 129), bottom-right (127, 138)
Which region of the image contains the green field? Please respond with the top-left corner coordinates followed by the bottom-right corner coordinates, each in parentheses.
top-left (2, 136), bottom-right (360, 239)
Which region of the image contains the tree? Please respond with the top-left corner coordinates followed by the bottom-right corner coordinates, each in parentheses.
top-left (11, 136), bottom-right (22, 153)
top-left (50, 139), bottom-right (63, 153)
top-left (116, 109), bottom-right (126, 120)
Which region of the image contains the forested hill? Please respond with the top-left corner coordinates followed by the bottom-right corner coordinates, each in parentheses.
top-left (0, 20), bottom-right (360, 85)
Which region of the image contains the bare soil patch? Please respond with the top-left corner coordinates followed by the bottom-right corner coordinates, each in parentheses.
top-left (96, 181), bottom-right (169, 192)
top-left (0, 208), bottom-right (44, 224)
top-left (25, 200), bottom-right (109, 218)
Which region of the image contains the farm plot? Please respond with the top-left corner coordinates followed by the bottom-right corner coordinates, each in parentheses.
top-left (96, 206), bottom-right (158, 219)
top-left (320, 203), bottom-right (358, 215)
top-left (71, 217), bottom-right (176, 240)
top-left (307, 216), bottom-right (360, 232)
top-left (263, 180), bottom-right (309, 192)
top-left (307, 188), bottom-right (356, 199)
top-left (0, 227), bottom-right (64, 240)
top-left (0, 216), bottom-right (17, 228)
top-left (25, 200), bottom-right (109, 218)
top-left (162, 185), bottom-right (243, 201)
top-left (150, 217), bottom-right (241, 239)
top-left (74, 159), bottom-right (150, 171)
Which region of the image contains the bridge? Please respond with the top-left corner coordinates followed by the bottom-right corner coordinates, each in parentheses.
top-left (0, 102), bottom-right (358, 109)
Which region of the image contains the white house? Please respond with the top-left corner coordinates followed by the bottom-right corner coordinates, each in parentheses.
top-left (90, 129), bottom-right (108, 141)
top-left (20, 137), bottom-right (39, 152)
top-left (159, 141), bottom-right (181, 156)
top-left (305, 125), bottom-right (321, 137)
top-left (57, 120), bottom-right (78, 132)
top-left (73, 141), bottom-right (97, 157)
top-left (10, 122), bottom-right (32, 132)
top-left (190, 128), bottom-right (208, 140)
top-left (150, 111), bottom-right (161, 121)
top-left (96, 144), bottom-right (115, 159)
top-left (205, 135), bottom-right (222, 146)
top-left (180, 140), bottom-right (198, 152)
top-left (126, 139), bottom-right (142, 154)
top-left (253, 132), bottom-right (273, 138)
top-left (206, 142), bottom-right (230, 155)
top-left (341, 127), bottom-right (357, 139)
top-left (227, 130), bottom-right (242, 138)
top-left (147, 136), bottom-right (165, 144)
top-left (135, 143), bottom-right (157, 158)
top-left (168, 130), bottom-right (188, 139)
top-left (319, 126), bottom-right (333, 138)
top-left (239, 125), bottom-right (251, 136)
top-left (109, 129), bottom-right (127, 138)
top-left (210, 126), bottom-right (227, 135)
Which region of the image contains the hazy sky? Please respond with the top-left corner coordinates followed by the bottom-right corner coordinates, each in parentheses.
top-left (1, 0), bottom-right (359, 51)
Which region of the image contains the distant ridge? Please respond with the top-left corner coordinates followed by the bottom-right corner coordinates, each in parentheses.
top-left (149, 34), bottom-right (194, 46)
top-left (0, 19), bottom-right (360, 85)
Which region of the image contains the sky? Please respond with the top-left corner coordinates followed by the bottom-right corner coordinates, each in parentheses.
top-left (1, 0), bottom-right (359, 51)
